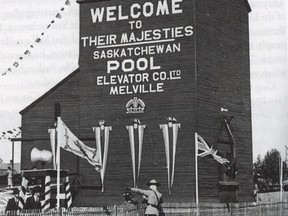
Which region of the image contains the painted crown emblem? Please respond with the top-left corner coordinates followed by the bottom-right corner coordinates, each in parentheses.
top-left (126, 97), bottom-right (145, 114)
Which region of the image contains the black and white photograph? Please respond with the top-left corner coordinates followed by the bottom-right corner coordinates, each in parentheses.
top-left (0, 0), bottom-right (287, 215)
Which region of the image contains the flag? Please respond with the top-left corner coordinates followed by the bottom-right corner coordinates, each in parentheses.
top-left (56, 118), bottom-right (101, 171)
top-left (195, 133), bottom-right (229, 164)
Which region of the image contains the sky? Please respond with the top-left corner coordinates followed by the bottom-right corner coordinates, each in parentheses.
top-left (0, 0), bottom-right (287, 164)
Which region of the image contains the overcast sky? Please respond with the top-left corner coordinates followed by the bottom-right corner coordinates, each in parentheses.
top-left (0, 0), bottom-right (287, 164)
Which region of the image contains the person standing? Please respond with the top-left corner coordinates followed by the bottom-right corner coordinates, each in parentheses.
top-left (7, 166), bottom-right (13, 187)
top-left (127, 179), bottom-right (163, 216)
top-left (24, 186), bottom-right (42, 210)
top-left (5, 188), bottom-right (20, 215)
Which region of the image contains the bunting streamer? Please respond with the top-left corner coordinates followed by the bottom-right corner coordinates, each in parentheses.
top-left (42, 175), bottom-right (51, 211)
top-left (1, 0), bottom-right (72, 76)
top-left (18, 177), bottom-right (28, 210)
top-left (126, 119), bottom-right (146, 188)
top-left (159, 117), bottom-right (180, 194)
top-left (93, 121), bottom-right (112, 192)
top-left (0, 127), bottom-right (21, 140)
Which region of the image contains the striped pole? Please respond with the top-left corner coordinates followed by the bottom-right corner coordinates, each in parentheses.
top-left (64, 176), bottom-right (72, 208)
top-left (18, 177), bottom-right (28, 210)
top-left (42, 175), bottom-right (51, 211)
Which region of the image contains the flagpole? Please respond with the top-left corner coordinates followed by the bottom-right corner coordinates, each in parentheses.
top-left (56, 117), bottom-right (61, 211)
top-left (195, 133), bottom-right (199, 215)
top-left (280, 156), bottom-right (283, 216)
top-left (280, 156), bottom-right (283, 201)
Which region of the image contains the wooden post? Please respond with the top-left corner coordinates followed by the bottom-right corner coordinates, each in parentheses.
top-left (12, 141), bottom-right (14, 177)
top-left (280, 156), bottom-right (283, 216)
top-left (56, 117), bottom-right (61, 211)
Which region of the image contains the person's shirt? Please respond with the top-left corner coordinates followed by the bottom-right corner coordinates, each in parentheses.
top-left (131, 188), bottom-right (162, 215)
top-left (5, 197), bottom-right (19, 212)
top-left (7, 170), bottom-right (12, 178)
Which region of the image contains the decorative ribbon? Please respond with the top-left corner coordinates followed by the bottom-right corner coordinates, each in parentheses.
top-left (159, 120), bottom-right (180, 194)
top-left (94, 125), bottom-right (112, 192)
top-left (126, 122), bottom-right (146, 188)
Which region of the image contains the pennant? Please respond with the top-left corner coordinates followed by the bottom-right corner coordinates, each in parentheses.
top-left (13, 62), bottom-right (19, 67)
top-left (195, 133), bottom-right (229, 164)
top-left (56, 13), bottom-right (62, 19)
top-left (159, 117), bottom-right (180, 194)
top-left (56, 117), bottom-right (101, 171)
top-left (65, 0), bottom-right (71, 6)
top-left (64, 176), bottom-right (72, 208)
top-left (61, 7), bottom-right (65, 11)
top-left (24, 50), bottom-right (30, 55)
top-left (35, 38), bottom-right (41, 43)
top-left (126, 119), bottom-right (146, 188)
top-left (93, 120), bottom-right (112, 192)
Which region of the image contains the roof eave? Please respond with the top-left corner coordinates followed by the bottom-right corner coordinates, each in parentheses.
top-left (20, 68), bottom-right (80, 115)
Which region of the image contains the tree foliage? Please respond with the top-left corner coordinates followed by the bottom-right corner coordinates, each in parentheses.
top-left (254, 149), bottom-right (287, 192)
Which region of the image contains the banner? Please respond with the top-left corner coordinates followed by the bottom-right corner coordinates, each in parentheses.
top-left (159, 117), bottom-right (180, 193)
top-left (93, 121), bottom-right (112, 192)
top-left (126, 119), bottom-right (146, 188)
top-left (56, 118), bottom-right (101, 171)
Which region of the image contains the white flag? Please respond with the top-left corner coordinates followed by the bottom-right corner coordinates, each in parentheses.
top-left (56, 118), bottom-right (101, 171)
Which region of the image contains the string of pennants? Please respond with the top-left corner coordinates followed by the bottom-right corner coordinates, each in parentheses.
top-left (1, 0), bottom-right (72, 76)
top-left (0, 127), bottom-right (21, 140)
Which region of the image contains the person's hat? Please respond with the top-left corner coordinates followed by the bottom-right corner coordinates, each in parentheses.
top-left (12, 188), bottom-right (19, 195)
top-left (147, 179), bottom-right (161, 186)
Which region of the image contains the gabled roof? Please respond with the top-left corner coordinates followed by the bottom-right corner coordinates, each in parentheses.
top-left (20, 68), bottom-right (80, 115)
top-left (244, 0), bottom-right (252, 12)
